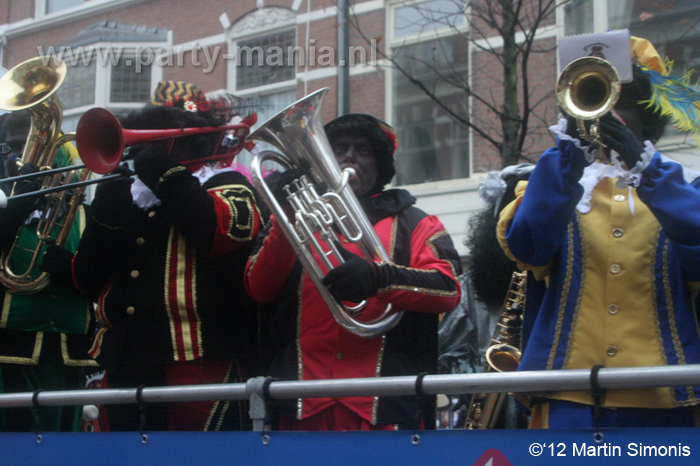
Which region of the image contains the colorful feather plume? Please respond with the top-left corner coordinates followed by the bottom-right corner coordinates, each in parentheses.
top-left (640, 60), bottom-right (700, 145)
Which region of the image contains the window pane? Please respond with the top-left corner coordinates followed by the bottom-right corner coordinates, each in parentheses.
top-left (236, 30), bottom-right (296, 90)
top-left (564, 0), bottom-right (593, 36)
top-left (392, 36), bottom-right (469, 185)
top-left (235, 90), bottom-right (296, 168)
top-left (393, 0), bottom-right (466, 39)
top-left (608, 0), bottom-right (700, 76)
top-left (110, 56), bottom-right (152, 104)
top-left (60, 113), bottom-right (80, 134)
top-left (46, 0), bottom-right (83, 14)
top-left (56, 60), bottom-right (96, 110)
top-left (607, 0), bottom-right (700, 140)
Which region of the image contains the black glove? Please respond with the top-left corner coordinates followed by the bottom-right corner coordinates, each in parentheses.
top-left (322, 245), bottom-right (379, 303)
top-left (91, 164), bottom-right (135, 224)
top-left (133, 144), bottom-right (182, 191)
top-left (265, 168), bottom-right (308, 207)
top-left (39, 244), bottom-right (74, 284)
top-left (94, 164), bottom-right (134, 206)
top-left (599, 115), bottom-right (645, 169)
top-left (4, 163), bottom-right (44, 222)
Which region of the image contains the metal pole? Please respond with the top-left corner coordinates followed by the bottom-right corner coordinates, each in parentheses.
top-left (2, 365), bottom-right (699, 409)
top-left (337, 0), bottom-right (350, 115)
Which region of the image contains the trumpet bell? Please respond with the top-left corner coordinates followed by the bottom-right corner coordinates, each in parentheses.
top-left (76, 108), bottom-right (125, 174)
top-left (0, 56), bottom-right (67, 111)
top-left (556, 56), bottom-right (621, 121)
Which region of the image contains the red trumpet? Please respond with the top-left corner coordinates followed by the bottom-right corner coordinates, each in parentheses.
top-left (76, 107), bottom-right (257, 174)
top-left (0, 107), bottom-right (257, 208)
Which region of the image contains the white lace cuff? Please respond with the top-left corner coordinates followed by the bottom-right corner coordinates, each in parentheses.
top-left (549, 118), bottom-right (594, 163)
top-left (614, 140), bottom-right (656, 189)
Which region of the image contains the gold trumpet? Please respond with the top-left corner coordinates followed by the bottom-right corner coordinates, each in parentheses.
top-left (556, 56), bottom-right (621, 162)
top-left (0, 56), bottom-right (91, 294)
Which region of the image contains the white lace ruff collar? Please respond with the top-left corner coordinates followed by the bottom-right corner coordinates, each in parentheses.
top-left (550, 119), bottom-right (655, 215)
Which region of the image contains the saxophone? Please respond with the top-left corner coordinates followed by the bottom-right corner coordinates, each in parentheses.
top-left (464, 271), bottom-right (526, 429)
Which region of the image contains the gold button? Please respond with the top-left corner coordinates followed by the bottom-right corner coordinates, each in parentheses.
top-left (610, 264), bottom-right (621, 274)
top-left (130, 270), bottom-right (140, 279)
top-left (612, 228), bottom-right (623, 238)
top-left (136, 237), bottom-right (145, 246)
top-left (148, 211), bottom-right (156, 218)
top-left (608, 304), bottom-right (619, 315)
top-left (126, 306), bottom-right (135, 315)
top-left (614, 194), bottom-right (625, 202)
top-left (606, 345), bottom-right (617, 357)
top-left (336, 352), bottom-right (344, 360)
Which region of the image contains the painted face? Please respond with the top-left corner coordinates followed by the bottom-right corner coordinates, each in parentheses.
top-left (3, 126), bottom-right (28, 159)
top-left (331, 134), bottom-right (378, 197)
top-left (2, 125), bottom-right (29, 178)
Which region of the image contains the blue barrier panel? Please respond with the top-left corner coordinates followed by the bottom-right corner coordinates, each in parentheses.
top-left (0, 428), bottom-right (699, 465)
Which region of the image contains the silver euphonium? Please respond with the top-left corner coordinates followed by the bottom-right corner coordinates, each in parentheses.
top-left (249, 87), bottom-right (402, 338)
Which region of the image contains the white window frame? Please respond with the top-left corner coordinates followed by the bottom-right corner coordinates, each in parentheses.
top-left (226, 7), bottom-right (298, 98)
top-left (557, 0), bottom-right (700, 152)
top-left (33, 0), bottom-right (140, 21)
top-left (386, 0), bottom-right (471, 188)
top-left (388, 0), bottom-right (468, 47)
top-left (40, 0), bottom-right (84, 16)
top-left (58, 42), bottom-right (163, 128)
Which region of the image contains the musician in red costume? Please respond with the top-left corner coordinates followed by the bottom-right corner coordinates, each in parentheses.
top-left (245, 114), bottom-right (461, 430)
top-left (73, 81), bottom-right (266, 431)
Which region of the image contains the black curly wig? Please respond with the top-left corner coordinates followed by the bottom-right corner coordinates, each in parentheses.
top-left (119, 104), bottom-right (223, 159)
top-left (465, 169), bottom-right (531, 308)
top-left (0, 110), bottom-right (30, 141)
top-left (617, 64), bottom-right (671, 144)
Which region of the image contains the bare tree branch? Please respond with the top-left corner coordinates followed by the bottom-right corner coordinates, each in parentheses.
top-left (349, 0), bottom-right (572, 169)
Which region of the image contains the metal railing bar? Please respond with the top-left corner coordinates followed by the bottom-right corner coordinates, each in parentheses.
top-left (0, 364), bottom-right (697, 409)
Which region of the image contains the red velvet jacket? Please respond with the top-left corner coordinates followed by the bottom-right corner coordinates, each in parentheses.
top-left (245, 189), bottom-right (461, 427)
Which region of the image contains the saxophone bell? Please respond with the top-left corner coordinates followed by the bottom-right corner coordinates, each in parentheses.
top-left (464, 271), bottom-right (526, 429)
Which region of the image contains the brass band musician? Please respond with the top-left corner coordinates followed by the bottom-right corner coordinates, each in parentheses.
top-left (72, 81), bottom-right (266, 431)
top-left (0, 110), bottom-right (99, 432)
top-left (497, 37), bottom-right (700, 428)
top-left (245, 114), bottom-right (462, 431)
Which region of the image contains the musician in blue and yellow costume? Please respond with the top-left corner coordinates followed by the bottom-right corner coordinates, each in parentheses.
top-left (497, 37), bottom-right (700, 428)
top-left (0, 110), bottom-right (98, 432)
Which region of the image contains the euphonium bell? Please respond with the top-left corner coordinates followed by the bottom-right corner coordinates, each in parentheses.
top-left (0, 56), bottom-right (91, 294)
top-left (249, 88), bottom-right (402, 338)
top-left (556, 56), bottom-right (621, 162)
